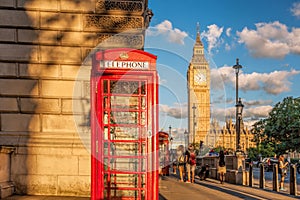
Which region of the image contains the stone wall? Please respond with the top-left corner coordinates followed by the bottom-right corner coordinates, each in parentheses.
top-left (0, 0), bottom-right (150, 196)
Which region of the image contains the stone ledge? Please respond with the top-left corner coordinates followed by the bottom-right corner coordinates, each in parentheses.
top-left (0, 146), bottom-right (15, 154)
top-left (0, 181), bottom-right (15, 199)
top-left (0, 0), bottom-right (15, 8)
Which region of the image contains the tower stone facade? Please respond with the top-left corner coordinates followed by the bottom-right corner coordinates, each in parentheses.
top-left (187, 26), bottom-right (210, 145)
top-left (0, 0), bottom-right (152, 196)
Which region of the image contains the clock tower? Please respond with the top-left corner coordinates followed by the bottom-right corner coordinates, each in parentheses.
top-left (187, 24), bottom-right (210, 146)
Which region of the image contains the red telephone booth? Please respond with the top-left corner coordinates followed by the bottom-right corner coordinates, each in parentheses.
top-left (90, 48), bottom-right (159, 200)
top-left (158, 131), bottom-right (170, 176)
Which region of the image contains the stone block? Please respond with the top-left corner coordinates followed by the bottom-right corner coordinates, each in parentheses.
top-left (57, 175), bottom-right (90, 196)
top-left (0, 44), bottom-right (38, 62)
top-left (62, 99), bottom-right (90, 115)
top-left (0, 0), bottom-right (15, 7)
top-left (18, 29), bottom-right (63, 45)
top-left (36, 30), bottom-right (59, 44)
top-left (68, 65), bottom-right (91, 81)
top-left (78, 156), bottom-right (91, 176)
top-left (0, 133), bottom-right (24, 146)
top-left (12, 174), bottom-right (57, 195)
top-left (18, 0), bottom-right (59, 11)
top-left (60, 0), bottom-right (95, 12)
top-left (1, 114), bottom-right (40, 132)
top-left (0, 79), bottom-right (38, 96)
top-left (17, 146), bottom-right (73, 156)
top-left (42, 114), bottom-right (77, 133)
top-left (40, 46), bottom-right (82, 64)
top-left (40, 12), bottom-right (81, 31)
top-left (0, 182), bottom-right (15, 199)
top-left (11, 132), bottom-right (82, 150)
top-left (0, 98), bottom-right (18, 112)
top-left (0, 10), bottom-right (38, 27)
top-left (0, 147), bottom-right (15, 198)
top-left (0, 153), bottom-right (10, 182)
top-left (61, 65), bottom-right (80, 80)
top-left (11, 154), bottom-right (38, 175)
top-left (72, 144), bottom-right (90, 156)
top-left (0, 63), bottom-right (17, 77)
top-left (60, 32), bottom-right (97, 47)
top-left (19, 64), bottom-right (59, 79)
top-left (0, 29), bottom-right (16, 42)
top-left (20, 98), bottom-right (60, 113)
top-left (17, 29), bottom-right (38, 43)
top-left (41, 80), bottom-right (80, 98)
top-left (36, 154), bottom-right (78, 175)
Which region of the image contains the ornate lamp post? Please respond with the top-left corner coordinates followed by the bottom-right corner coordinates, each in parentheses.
top-left (235, 98), bottom-right (244, 152)
top-left (233, 58), bottom-right (243, 152)
top-left (233, 58), bottom-right (242, 104)
top-left (169, 125), bottom-right (172, 160)
top-left (184, 130), bottom-right (189, 150)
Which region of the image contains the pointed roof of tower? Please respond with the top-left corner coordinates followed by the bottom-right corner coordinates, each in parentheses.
top-left (195, 22), bottom-right (203, 46)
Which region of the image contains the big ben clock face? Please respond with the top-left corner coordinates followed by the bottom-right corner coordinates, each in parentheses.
top-left (194, 71), bottom-right (206, 85)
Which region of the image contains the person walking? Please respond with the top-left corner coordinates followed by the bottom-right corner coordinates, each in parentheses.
top-left (185, 144), bottom-right (196, 183)
top-left (278, 154), bottom-right (288, 191)
top-left (218, 150), bottom-right (226, 184)
top-left (176, 145), bottom-right (185, 182)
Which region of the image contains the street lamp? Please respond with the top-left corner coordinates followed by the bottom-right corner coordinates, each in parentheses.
top-left (233, 58), bottom-right (243, 152)
top-left (233, 58), bottom-right (242, 104)
top-left (184, 130), bottom-right (189, 150)
top-left (169, 125), bottom-right (172, 160)
top-left (235, 98), bottom-right (244, 152)
top-left (192, 104), bottom-right (197, 144)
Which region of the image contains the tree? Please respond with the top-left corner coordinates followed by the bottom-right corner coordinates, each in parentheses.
top-left (252, 96), bottom-right (300, 155)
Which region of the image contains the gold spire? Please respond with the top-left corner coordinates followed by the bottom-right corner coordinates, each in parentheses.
top-left (196, 22), bottom-right (203, 46)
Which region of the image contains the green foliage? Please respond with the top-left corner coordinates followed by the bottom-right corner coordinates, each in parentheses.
top-left (247, 147), bottom-right (258, 160)
top-left (251, 96), bottom-right (300, 155)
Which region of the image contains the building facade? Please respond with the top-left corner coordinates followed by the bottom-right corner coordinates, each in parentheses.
top-left (187, 26), bottom-right (210, 145)
top-left (0, 0), bottom-right (152, 196)
top-left (208, 119), bottom-right (256, 153)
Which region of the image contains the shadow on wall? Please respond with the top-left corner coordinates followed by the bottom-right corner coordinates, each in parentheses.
top-left (1, 0), bottom-right (150, 197)
top-left (0, 0), bottom-right (93, 196)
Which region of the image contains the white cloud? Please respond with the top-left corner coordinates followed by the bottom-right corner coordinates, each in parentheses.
top-left (212, 66), bottom-right (300, 95)
top-left (226, 28), bottom-right (232, 37)
top-left (243, 99), bottom-right (273, 107)
top-left (237, 21), bottom-right (300, 58)
top-left (159, 103), bottom-right (188, 119)
top-left (244, 105), bottom-right (273, 119)
top-left (291, 2), bottom-right (300, 18)
top-left (225, 43), bottom-right (231, 51)
top-left (211, 103), bottom-right (273, 128)
top-left (201, 24), bottom-right (224, 54)
top-left (151, 20), bottom-right (188, 45)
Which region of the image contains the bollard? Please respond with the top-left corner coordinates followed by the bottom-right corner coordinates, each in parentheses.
top-left (272, 163), bottom-right (278, 192)
top-left (259, 163), bottom-right (265, 189)
top-left (290, 164), bottom-right (297, 196)
top-left (249, 164), bottom-right (253, 187)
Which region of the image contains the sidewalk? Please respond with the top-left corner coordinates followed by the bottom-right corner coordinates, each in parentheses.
top-left (159, 175), bottom-right (299, 200)
top-left (1, 196), bottom-right (88, 200)
top-left (2, 176), bottom-right (299, 200)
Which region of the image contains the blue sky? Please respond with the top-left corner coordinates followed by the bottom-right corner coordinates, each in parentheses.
top-left (143, 0), bottom-right (300, 134)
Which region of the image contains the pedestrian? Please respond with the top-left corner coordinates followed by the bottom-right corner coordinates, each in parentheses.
top-left (278, 154), bottom-right (288, 191)
top-left (176, 145), bottom-right (185, 182)
top-left (185, 144), bottom-right (196, 183)
top-left (218, 150), bottom-right (226, 184)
